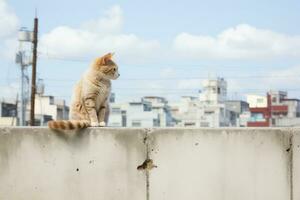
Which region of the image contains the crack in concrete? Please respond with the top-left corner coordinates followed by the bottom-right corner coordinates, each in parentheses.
top-left (289, 132), bottom-right (294, 200)
top-left (144, 128), bottom-right (152, 200)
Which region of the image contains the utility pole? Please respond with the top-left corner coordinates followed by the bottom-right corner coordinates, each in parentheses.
top-left (29, 17), bottom-right (38, 126)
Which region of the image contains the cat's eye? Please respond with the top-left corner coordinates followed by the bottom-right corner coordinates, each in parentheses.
top-left (113, 68), bottom-right (116, 71)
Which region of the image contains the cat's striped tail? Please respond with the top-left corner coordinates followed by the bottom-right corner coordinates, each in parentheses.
top-left (48, 120), bottom-right (90, 130)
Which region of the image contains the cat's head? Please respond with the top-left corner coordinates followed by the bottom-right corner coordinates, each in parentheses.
top-left (93, 53), bottom-right (120, 80)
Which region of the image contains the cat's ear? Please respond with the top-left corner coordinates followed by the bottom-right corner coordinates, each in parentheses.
top-left (94, 53), bottom-right (114, 67)
top-left (94, 57), bottom-right (105, 66)
top-left (103, 52), bottom-right (114, 63)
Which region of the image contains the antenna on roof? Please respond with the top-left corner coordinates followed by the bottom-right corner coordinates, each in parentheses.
top-left (35, 7), bottom-right (38, 18)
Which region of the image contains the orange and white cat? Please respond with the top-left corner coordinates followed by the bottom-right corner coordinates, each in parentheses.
top-left (48, 53), bottom-right (119, 130)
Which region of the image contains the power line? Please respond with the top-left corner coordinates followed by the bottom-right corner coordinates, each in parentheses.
top-left (37, 52), bottom-right (285, 71)
top-left (117, 75), bottom-right (300, 81)
top-left (41, 74), bottom-right (300, 81)
top-left (5, 74), bottom-right (300, 82)
top-left (2, 82), bottom-right (300, 93)
top-left (41, 85), bottom-right (300, 92)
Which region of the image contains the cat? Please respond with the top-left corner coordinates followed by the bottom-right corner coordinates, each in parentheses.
top-left (48, 53), bottom-right (119, 130)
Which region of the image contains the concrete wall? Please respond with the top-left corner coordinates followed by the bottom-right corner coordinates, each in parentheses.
top-left (293, 130), bottom-right (300, 200)
top-left (0, 127), bottom-right (147, 200)
top-left (0, 127), bottom-right (299, 200)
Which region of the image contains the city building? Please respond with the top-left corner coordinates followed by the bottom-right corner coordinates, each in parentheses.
top-left (109, 98), bottom-right (159, 127)
top-left (197, 78), bottom-right (231, 127)
top-left (0, 100), bottom-right (18, 126)
top-left (199, 78), bottom-right (227, 103)
top-left (170, 78), bottom-right (246, 127)
top-left (110, 81), bottom-right (300, 128)
top-left (170, 96), bottom-right (199, 127)
top-left (126, 100), bottom-right (159, 127)
top-left (142, 96), bottom-right (174, 127)
top-left (108, 95), bottom-right (176, 127)
top-left (225, 100), bottom-right (249, 127)
top-left (109, 103), bottom-right (127, 127)
top-left (247, 91), bottom-right (300, 127)
top-left (26, 95), bottom-right (69, 126)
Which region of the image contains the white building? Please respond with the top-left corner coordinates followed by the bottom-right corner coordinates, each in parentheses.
top-left (126, 100), bottom-right (159, 127)
top-left (170, 96), bottom-right (200, 127)
top-left (225, 100), bottom-right (250, 127)
top-left (108, 96), bottom-right (175, 128)
top-left (26, 95), bottom-right (69, 126)
top-left (109, 78), bottom-right (250, 128)
top-left (199, 78), bottom-right (227, 103)
top-left (198, 78), bottom-right (234, 127)
top-left (142, 96), bottom-right (174, 127)
top-left (109, 103), bottom-right (126, 127)
top-left (246, 94), bottom-right (267, 108)
top-left (171, 78), bottom-right (245, 127)
top-left (108, 100), bottom-right (159, 127)
top-left (109, 99), bottom-right (159, 127)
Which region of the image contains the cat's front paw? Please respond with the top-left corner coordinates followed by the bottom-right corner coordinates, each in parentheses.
top-left (90, 122), bottom-right (99, 127)
top-left (99, 121), bottom-right (106, 127)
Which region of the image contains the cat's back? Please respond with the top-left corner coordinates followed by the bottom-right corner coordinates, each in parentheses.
top-left (71, 78), bottom-right (83, 103)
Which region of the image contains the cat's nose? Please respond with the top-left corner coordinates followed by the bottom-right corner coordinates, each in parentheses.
top-left (118, 73), bottom-right (120, 77)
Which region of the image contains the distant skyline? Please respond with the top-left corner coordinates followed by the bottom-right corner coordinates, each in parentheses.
top-left (1, 0), bottom-right (300, 104)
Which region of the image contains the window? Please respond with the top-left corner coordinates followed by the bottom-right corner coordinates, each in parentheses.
top-left (250, 113), bottom-right (265, 122)
top-left (212, 88), bottom-right (216, 94)
top-left (132, 120), bottom-right (141, 127)
top-left (122, 111), bottom-right (127, 127)
top-left (272, 97), bottom-right (277, 103)
top-left (143, 104), bottom-right (152, 112)
top-left (111, 123), bottom-right (121, 127)
top-left (153, 119), bottom-right (160, 127)
top-left (220, 108), bottom-right (225, 115)
top-left (184, 122), bottom-right (195, 127)
top-left (111, 108), bottom-right (121, 114)
top-left (206, 100), bottom-right (212, 104)
top-left (217, 87), bottom-right (221, 94)
top-left (200, 122), bottom-right (210, 127)
top-left (279, 95), bottom-right (284, 103)
top-left (49, 97), bottom-right (54, 105)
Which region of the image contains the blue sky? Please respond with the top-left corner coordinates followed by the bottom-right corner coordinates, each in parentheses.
top-left (1, 0), bottom-right (300, 104)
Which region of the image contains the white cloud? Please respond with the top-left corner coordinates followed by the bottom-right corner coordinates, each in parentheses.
top-left (40, 5), bottom-right (160, 62)
top-left (0, 0), bottom-right (18, 39)
top-left (0, 38), bottom-right (18, 59)
top-left (81, 5), bottom-right (122, 34)
top-left (173, 24), bottom-right (300, 60)
top-left (0, 0), bottom-right (19, 60)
